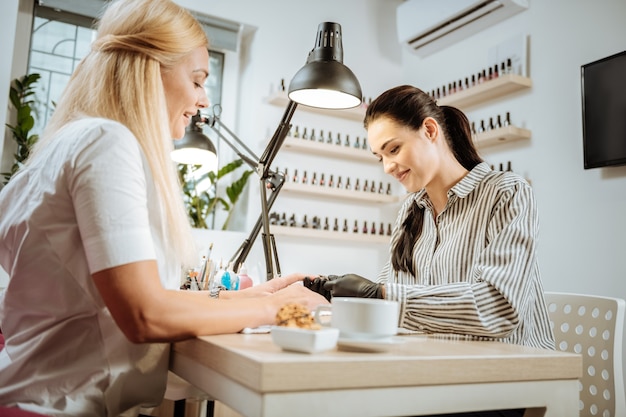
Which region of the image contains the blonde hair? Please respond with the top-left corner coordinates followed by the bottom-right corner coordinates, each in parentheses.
top-left (32, 0), bottom-right (208, 267)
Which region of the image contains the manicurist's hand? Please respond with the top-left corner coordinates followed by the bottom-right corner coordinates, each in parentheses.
top-left (323, 274), bottom-right (384, 299)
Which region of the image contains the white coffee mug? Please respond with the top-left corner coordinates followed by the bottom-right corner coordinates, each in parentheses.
top-left (314, 297), bottom-right (399, 340)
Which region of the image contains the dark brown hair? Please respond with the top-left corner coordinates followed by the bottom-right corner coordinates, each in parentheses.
top-left (364, 85), bottom-right (483, 276)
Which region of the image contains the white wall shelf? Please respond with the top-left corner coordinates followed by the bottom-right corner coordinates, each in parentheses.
top-left (474, 125), bottom-right (531, 148)
top-left (282, 181), bottom-right (401, 204)
top-left (271, 225), bottom-right (390, 244)
top-left (282, 137), bottom-right (377, 163)
top-left (437, 74), bottom-right (532, 109)
top-left (266, 91), bottom-right (366, 122)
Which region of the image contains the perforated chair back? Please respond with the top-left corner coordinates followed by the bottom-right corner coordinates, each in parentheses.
top-left (544, 292), bottom-right (626, 417)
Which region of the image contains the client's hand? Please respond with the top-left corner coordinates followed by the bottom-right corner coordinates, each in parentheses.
top-left (322, 274), bottom-right (384, 299)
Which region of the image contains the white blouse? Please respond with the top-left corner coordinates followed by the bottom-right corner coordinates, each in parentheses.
top-left (0, 118), bottom-right (180, 416)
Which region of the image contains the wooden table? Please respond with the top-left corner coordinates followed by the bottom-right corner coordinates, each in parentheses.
top-left (171, 333), bottom-right (581, 417)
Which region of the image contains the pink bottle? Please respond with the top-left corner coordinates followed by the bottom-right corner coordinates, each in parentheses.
top-left (237, 264), bottom-right (254, 289)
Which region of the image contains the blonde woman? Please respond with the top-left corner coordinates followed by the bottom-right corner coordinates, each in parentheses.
top-left (0, 0), bottom-right (326, 415)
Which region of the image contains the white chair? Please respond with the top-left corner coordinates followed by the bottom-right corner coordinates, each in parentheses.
top-left (544, 292), bottom-right (626, 417)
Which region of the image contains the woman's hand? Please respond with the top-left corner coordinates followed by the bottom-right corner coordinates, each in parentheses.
top-left (223, 272), bottom-right (313, 299)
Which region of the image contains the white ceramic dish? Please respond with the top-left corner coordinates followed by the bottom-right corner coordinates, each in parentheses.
top-left (271, 326), bottom-right (340, 353)
top-left (336, 337), bottom-right (405, 353)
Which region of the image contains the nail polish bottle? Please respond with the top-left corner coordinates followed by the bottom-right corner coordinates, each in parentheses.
top-left (354, 137), bottom-right (361, 149)
top-left (293, 126), bottom-right (300, 138)
top-left (302, 127), bottom-right (308, 140)
top-left (327, 131), bottom-right (333, 144)
top-left (488, 117), bottom-right (494, 130)
top-left (323, 217), bottom-right (329, 230)
top-left (378, 181), bottom-right (384, 194)
top-left (310, 128), bottom-right (316, 141)
top-left (353, 220), bottom-right (359, 233)
top-left (319, 173), bottom-right (325, 187)
top-left (362, 221), bottom-right (368, 234)
top-left (335, 133), bottom-right (341, 146)
top-left (333, 218), bottom-right (339, 231)
top-left (379, 222), bottom-right (385, 235)
top-left (283, 167), bottom-right (288, 182)
top-left (387, 224), bottom-right (392, 236)
top-left (345, 178), bottom-right (351, 190)
top-left (370, 222), bottom-right (377, 235)
top-left (362, 138), bottom-right (368, 150)
top-left (311, 172), bottom-right (317, 186)
top-left (289, 214), bottom-right (296, 227)
top-left (328, 174), bottom-right (334, 188)
top-left (312, 216), bottom-right (320, 229)
top-left (478, 120), bottom-right (486, 133)
top-left (318, 129), bottom-right (325, 143)
top-left (343, 219), bottom-right (348, 232)
top-left (337, 176), bottom-right (343, 189)
top-left (363, 180), bottom-right (369, 192)
top-left (280, 213), bottom-right (287, 226)
top-left (302, 215), bottom-right (309, 228)
top-left (302, 170), bottom-right (308, 184)
top-left (292, 169), bottom-right (299, 183)
top-left (370, 180), bottom-right (376, 193)
top-left (355, 178), bottom-right (360, 191)
top-left (496, 115), bottom-right (502, 129)
top-left (237, 264), bottom-right (253, 290)
top-left (344, 134), bottom-right (350, 147)
top-left (504, 112), bottom-right (511, 126)
top-left (386, 183), bottom-right (392, 195)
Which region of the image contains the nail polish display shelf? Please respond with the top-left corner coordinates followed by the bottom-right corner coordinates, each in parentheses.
top-left (271, 225), bottom-right (390, 244)
top-left (437, 74), bottom-right (532, 110)
top-left (474, 125), bottom-right (532, 148)
top-left (266, 91), bottom-right (366, 122)
top-left (282, 137), bottom-right (377, 163)
top-left (282, 181), bottom-right (401, 204)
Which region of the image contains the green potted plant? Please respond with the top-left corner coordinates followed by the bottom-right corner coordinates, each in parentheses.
top-left (178, 159), bottom-right (253, 230)
top-left (2, 73), bottom-right (41, 185)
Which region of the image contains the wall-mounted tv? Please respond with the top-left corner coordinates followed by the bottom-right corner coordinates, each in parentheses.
top-left (581, 50), bottom-right (626, 169)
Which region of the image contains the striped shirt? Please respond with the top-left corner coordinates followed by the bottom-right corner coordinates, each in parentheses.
top-left (377, 162), bottom-right (555, 349)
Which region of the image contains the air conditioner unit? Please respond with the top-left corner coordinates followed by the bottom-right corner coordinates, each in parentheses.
top-left (396, 0), bottom-right (528, 57)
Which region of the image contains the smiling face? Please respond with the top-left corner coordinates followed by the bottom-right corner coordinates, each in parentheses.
top-left (368, 116), bottom-right (442, 193)
top-left (161, 46), bottom-right (210, 139)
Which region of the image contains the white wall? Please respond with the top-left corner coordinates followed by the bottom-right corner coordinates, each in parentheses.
top-left (399, 0), bottom-right (626, 301)
top-left (177, 0), bottom-right (406, 279)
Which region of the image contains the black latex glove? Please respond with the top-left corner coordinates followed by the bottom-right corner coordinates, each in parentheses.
top-left (322, 274), bottom-right (384, 299)
top-left (303, 276), bottom-right (333, 301)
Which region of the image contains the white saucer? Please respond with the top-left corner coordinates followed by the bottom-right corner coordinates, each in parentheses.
top-left (337, 336), bottom-right (404, 353)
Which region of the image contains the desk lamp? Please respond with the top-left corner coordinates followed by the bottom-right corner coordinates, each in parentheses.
top-left (178, 22), bottom-right (362, 280)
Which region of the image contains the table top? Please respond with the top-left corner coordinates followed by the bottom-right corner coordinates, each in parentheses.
top-left (172, 333), bottom-right (582, 394)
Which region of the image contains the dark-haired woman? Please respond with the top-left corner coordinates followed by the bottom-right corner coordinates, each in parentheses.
top-left (305, 84), bottom-right (554, 350)
top-left (304, 85), bottom-right (554, 416)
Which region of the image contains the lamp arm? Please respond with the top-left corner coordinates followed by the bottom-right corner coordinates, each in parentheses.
top-left (202, 116), bottom-right (260, 172)
top-left (258, 100), bottom-right (298, 179)
top-left (230, 172), bottom-right (284, 272)
top-left (202, 101), bottom-right (299, 280)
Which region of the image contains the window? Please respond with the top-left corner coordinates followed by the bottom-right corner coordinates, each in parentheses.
top-left (27, 3), bottom-right (226, 136)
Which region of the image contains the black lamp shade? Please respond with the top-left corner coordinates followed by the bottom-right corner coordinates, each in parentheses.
top-left (288, 22), bottom-right (362, 109)
top-left (172, 112), bottom-right (218, 169)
